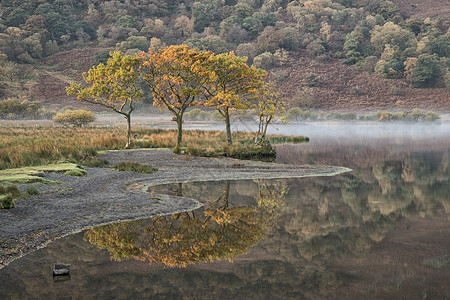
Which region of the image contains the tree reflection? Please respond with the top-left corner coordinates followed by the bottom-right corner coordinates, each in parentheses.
top-left (84, 180), bottom-right (287, 267)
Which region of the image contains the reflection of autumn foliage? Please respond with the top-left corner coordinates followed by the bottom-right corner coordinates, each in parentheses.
top-left (256, 180), bottom-right (288, 230)
top-left (85, 181), bottom-right (287, 268)
top-left (84, 222), bottom-right (141, 261)
top-left (139, 206), bottom-right (264, 267)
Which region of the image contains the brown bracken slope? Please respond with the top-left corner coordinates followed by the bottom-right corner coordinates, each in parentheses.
top-left (277, 54), bottom-right (449, 112)
top-left (34, 47), bottom-right (449, 113)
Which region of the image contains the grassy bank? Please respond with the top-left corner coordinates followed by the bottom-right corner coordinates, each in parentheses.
top-left (0, 127), bottom-right (308, 170)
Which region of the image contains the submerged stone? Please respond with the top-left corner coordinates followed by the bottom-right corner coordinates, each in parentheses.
top-left (53, 263), bottom-right (71, 276)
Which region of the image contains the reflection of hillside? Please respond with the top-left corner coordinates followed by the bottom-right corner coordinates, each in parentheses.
top-left (277, 143), bottom-right (450, 218)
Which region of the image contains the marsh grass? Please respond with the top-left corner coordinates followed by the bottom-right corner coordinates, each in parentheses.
top-left (1, 127), bottom-right (308, 170)
top-left (135, 129), bottom-right (307, 153)
top-left (0, 127), bottom-right (126, 170)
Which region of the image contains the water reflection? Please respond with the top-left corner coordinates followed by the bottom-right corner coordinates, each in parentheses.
top-left (84, 180), bottom-right (287, 268)
top-left (0, 124), bottom-right (449, 299)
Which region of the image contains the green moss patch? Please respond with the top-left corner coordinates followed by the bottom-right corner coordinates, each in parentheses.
top-left (65, 169), bottom-right (88, 176)
top-left (113, 161), bottom-right (158, 174)
top-left (0, 163), bottom-right (87, 183)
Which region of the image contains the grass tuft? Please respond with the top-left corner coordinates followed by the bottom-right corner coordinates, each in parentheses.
top-left (113, 161), bottom-right (158, 174)
top-left (26, 185), bottom-right (39, 195)
top-left (65, 169), bottom-right (88, 176)
top-left (0, 183), bottom-right (21, 209)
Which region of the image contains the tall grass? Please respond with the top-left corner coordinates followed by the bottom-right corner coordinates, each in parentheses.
top-left (0, 127), bottom-right (126, 170)
top-left (1, 127), bottom-right (308, 170)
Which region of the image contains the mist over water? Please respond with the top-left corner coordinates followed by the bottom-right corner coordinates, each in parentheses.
top-left (184, 121), bottom-right (450, 140)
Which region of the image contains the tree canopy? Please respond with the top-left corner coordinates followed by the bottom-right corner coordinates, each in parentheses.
top-left (138, 45), bottom-right (212, 148)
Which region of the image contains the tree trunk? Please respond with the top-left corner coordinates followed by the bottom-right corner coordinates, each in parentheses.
top-left (255, 115), bottom-right (263, 143)
top-left (125, 114), bottom-right (132, 148)
top-left (176, 113), bottom-right (183, 148)
top-left (225, 107), bottom-right (232, 145)
top-left (262, 116), bottom-right (272, 139)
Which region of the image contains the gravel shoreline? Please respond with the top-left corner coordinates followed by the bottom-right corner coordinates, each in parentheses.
top-left (0, 149), bottom-right (351, 268)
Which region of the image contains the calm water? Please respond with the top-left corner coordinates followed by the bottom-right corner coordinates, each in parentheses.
top-left (0, 123), bottom-right (449, 299)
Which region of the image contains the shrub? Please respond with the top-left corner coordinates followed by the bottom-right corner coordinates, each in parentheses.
top-left (0, 195), bottom-right (15, 209)
top-left (376, 111), bottom-right (393, 121)
top-left (53, 109), bottom-right (96, 127)
top-left (0, 184), bottom-right (21, 209)
top-left (392, 112), bottom-right (406, 120)
top-left (230, 109), bottom-right (255, 121)
top-left (374, 59), bottom-right (403, 79)
top-left (82, 158), bottom-right (109, 167)
top-left (6, 185), bottom-right (21, 197)
top-left (0, 98), bottom-right (43, 119)
top-left (341, 112), bottom-right (357, 120)
top-left (350, 87), bottom-right (362, 96)
top-left (93, 49), bottom-right (112, 65)
top-left (406, 108), bottom-right (427, 121)
top-left (326, 112), bottom-right (357, 120)
top-left (287, 107), bottom-right (317, 121)
top-left (26, 185), bottom-right (39, 195)
top-left (113, 161), bottom-right (158, 174)
top-left (184, 109), bottom-right (211, 121)
top-left (303, 73), bottom-right (320, 87)
top-left (252, 52), bottom-right (279, 70)
top-left (390, 86), bottom-right (401, 95)
top-left (424, 111), bottom-right (440, 121)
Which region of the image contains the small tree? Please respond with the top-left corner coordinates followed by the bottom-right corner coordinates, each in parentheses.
top-left (52, 109), bottom-right (96, 127)
top-left (202, 52), bottom-right (266, 145)
top-left (255, 81), bottom-right (287, 144)
top-left (66, 51), bottom-right (142, 148)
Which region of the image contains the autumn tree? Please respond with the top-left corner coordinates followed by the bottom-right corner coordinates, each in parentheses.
top-left (202, 52), bottom-right (266, 145)
top-left (255, 81), bottom-right (287, 144)
top-left (66, 51), bottom-right (142, 148)
top-left (138, 45), bottom-right (211, 148)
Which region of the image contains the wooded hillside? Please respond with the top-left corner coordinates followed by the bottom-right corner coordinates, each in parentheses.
top-left (0, 0), bottom-right (448, 113)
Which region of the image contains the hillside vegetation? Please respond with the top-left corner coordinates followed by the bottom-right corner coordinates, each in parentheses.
top-left (0, 0), bottom-right (448, 112)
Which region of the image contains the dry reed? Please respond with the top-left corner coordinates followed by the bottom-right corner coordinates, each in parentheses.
top-left (1, 127), bottom-right (306, 170)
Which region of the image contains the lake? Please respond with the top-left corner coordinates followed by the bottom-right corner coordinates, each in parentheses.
top-left (0, 123), bottom-right (449, 299)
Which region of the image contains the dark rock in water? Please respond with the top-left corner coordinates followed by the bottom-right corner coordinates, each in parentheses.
top-left (53, 263), bottom-right (71, 276)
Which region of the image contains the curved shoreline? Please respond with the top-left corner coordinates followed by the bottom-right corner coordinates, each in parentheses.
top-left (0, 149), bottom-right (351, 268)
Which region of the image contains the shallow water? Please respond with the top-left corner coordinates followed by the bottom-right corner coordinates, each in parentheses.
top-left (0, 123), bottom-right (449, 299)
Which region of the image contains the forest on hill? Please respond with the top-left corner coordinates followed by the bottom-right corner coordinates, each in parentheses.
top-left (0, 0), bottom-right (448, 115)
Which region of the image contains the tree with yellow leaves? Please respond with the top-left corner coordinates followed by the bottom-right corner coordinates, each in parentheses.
top-left (66, 51), bottom-right (142, 148)
top-left (201, 52), bottom-right (266, 145)
top-left (138, 45), bottom-right (211, 148)
top-left (255, 81), bottom-right (287, 144)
